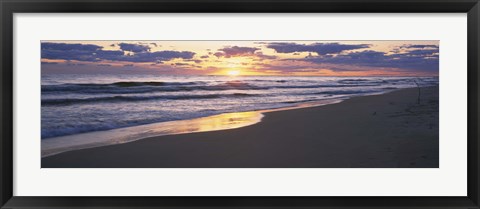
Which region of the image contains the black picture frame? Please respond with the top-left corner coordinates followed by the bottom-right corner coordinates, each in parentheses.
top-left (1, 0), bottom-right (479, 208)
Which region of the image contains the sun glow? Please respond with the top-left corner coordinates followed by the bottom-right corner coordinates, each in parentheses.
top-left (227, 70), bottom-right (241, 76)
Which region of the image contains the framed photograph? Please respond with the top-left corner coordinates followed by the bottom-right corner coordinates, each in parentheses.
top-left (1, 0), bottom-right (479, 208)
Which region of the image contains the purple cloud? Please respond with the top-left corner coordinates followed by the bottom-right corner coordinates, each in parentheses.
top-left (267, 42), bottom-right (370, 55)
top-left (41, 61), bottom-right (58, 65)
top-left (255, 52), bottom-right (277, 60)
top-left (302, 49), bottom-right (439, 72)
top-left (213, 52), bottom-right (225, 58)
top-left (118, 43), bottom-right (150, 53)
top-left (41, 42), bottom-right (195, 63)
top-left (215, 46), bottom-right (260, 58)
top-left (111, 51), bottom-right (195, 63)
top-left (42, 43), bottom-right (102, 52)
top-left (401, 44), bottom-right (439, 49)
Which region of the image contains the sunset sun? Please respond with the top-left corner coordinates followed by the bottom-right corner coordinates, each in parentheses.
top-left (227, 70), bottom-right (240, 76)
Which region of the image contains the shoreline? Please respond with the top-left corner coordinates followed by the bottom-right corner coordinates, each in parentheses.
top-left (42, 86), bottom-right (439, 168)
top-left (41, 94), bottom-right (348, 157)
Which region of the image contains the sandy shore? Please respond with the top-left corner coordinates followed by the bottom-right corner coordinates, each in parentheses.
top-left (42, 86), bottom-right (439, 168)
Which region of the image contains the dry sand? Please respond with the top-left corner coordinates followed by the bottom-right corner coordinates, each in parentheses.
top-left (42, 86), bottom-right (439, 168)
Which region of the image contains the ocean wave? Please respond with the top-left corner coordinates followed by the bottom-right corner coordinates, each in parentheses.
top-left (337, 78), bottom-right (439, 88)
top-left (80, 81), bottom-right (200, 87)
top-left (41, 118), bottom-right (169, 139)
top-left (42, 93), bottom-right (257, 106)
top-left (315, 90), bottom-right (379, 95)
top-left (42, 81), bottom-right (200, 91)
top-left (338, 79), bottom-right (388, 85)
top-left (42, 80), bottom-right (270, 94)
top-left (42, 82), bottom-right (383, 95)
top-left (273, 84), bottom-right (380, 89)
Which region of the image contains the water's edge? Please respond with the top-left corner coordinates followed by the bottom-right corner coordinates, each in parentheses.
top-left (41, 88), bottom-right (408, 158)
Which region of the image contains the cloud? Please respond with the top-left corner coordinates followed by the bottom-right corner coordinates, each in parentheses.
top-left (41, 61), bottom-right (58, 65)
top-left (200, 55), bottom-right (209, 59)
top-left (256, 62), bottom-right (315, 71)
top-left (95, 50), bottom-right (125, 59)
top-left (266, 42), bottom-right (370, 55)
top-left (118, 43), bottom-right (150, 52)
top-left (186, 59), bottom-right (202, 64)
top-left (42, 49), bottom-right (100, 62)
top-left (402, 49), bottom-right (439, 56)
top-left (111, 51), bottom-right (195, 63)
top-left (42, 42), bottom-right (102, 51)
top-left (255, 52), bottom-right (277, 60)
top-left (302, 49), bottom-right (439, 72)
top-left (41, 43), bottom-right (103, 62)
top-left (401, 44), bottom-right (439, 49)
top-left (213, 52), bottom-right (225, 58)
top-left (215, 46), bottom-right (260, 58)
top-left (41, 42), bottom-right (195, 63)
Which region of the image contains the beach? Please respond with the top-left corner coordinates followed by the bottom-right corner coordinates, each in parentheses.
top-left (42, 86), bottom-right (439, 168)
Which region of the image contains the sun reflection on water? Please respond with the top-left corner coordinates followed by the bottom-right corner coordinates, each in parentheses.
top-left (150, 111), bottom-right (263, 134)
top-left (42, 111), bottom-right (263, 157)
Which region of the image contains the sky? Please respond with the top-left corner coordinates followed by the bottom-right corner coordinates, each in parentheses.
top-left (41, 40), bottom-right (439, 76)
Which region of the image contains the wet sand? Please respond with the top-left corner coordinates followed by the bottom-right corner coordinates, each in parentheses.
top-left (42, 86), bottom-right (439, 168)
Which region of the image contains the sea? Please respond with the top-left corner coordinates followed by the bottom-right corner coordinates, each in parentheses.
top-left (41, 74), bottom-right (438, 155)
